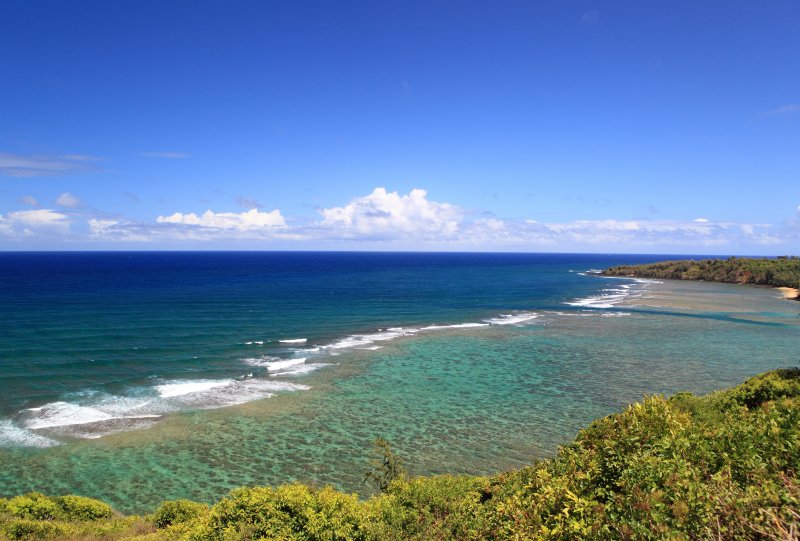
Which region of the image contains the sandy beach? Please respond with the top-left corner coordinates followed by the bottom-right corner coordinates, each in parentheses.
top-left (776, 287), bottom-right (800, 300)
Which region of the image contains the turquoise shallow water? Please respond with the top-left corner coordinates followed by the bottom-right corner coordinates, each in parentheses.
top-left (0, 253), bottom-right (798, 513)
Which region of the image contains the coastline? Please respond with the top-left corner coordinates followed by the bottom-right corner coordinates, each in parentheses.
top-left (601, 257), bottom-right (800, 302)
top-left (776, 286), bottom-right (800, 300)
top-left (3, 264), bottom-right (800, 514)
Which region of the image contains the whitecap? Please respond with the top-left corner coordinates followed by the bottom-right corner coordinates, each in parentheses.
top-left (242, 356), bottom-right (282, 367)
top-left (155, 379), bottom-right (234, 398)
top-left (325, 328), bottom-right (420, 350)
top-left (269, 363), bottom-right (334, 377)
top-left (160, 378), bottom-right (308, 409)
top-left (420, 322), bottom-right (490, 331)
top-left (22, 401), bottom-right (115, 429)
top-left (279, 338), bottom-right (307, 344)
top-left (265, 358), bottom-right (307, 373)
top-left (0, 420), bottom-right (60, 448)
top-left (485, 313), bottom-right (539, 326)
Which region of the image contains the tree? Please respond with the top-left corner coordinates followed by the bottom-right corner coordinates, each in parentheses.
top-left (363, 437), bottom-right (405, 492)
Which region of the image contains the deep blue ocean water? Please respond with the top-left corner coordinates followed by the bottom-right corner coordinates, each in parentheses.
top-left (0, 252), bottom-right (666, 424)
top-left (1, 252), bottom-right (798, 512)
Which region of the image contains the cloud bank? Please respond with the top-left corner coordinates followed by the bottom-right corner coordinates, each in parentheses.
top-left (1, 187), bottom-right (796, 252)
top-left (156, 208), bottom-right (286, 231)
top-left (0, 209), bottom-right (71, 237)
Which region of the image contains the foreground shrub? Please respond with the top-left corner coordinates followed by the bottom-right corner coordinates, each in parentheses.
top-left (4, 494), bottom-right (60, 521)
top-left (1, 369), bottom-right (798, 540)
top-left (366, 475), bottom-right (490, 540)
top-left (196, 484), bottom-right (367, 541)
top-left (153, 499), bottom-right (208, 529)
top-left (1, 518), bottom-right (74, 540)
top-left (55, 495), bottom-right (115, 521)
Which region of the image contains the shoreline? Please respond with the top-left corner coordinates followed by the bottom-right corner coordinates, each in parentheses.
top-left (601, 257), bottom-right (800, 302)
top-left (776, 286), bottom-right (800, 300)
top-left (2, 272), bottom-right (799, 514)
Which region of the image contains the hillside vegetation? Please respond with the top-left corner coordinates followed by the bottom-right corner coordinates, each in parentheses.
top-left (602, 257), bottom-right (800, 297)
top-left (2, 369), bottom-right (799, 540)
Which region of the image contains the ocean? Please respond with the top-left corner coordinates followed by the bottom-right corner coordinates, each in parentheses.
top-left (0, 252), bottom-right (798, 513)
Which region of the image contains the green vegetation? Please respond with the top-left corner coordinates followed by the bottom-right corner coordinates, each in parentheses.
top-left (363, 437), bottom-right (406, 493)
top-left (602, 257), bottom-right (800, 298)
top-left (2, 369), bottom-right (799, 540)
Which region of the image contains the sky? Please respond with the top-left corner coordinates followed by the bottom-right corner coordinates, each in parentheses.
top-left (0, 1), bottom-right (798, 253)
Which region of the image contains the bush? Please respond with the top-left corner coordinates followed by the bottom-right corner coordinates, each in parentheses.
top-left (55, 495), bottom-right (115, 521)
top-left (197, 484), bottom-right (367, 541)
top-left (152, 499), bottom-right (207, 528)
top-left (4, 494), bottom-right (60, 521)
top-left (1, 518), bottom-right (74, 540)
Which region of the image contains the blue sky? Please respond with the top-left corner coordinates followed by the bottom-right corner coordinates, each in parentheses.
top-left (1, 1), bottom-right (798, 253)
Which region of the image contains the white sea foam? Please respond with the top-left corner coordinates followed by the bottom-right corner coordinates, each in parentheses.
top-left (269, 363), bottom-right (333, 377)
top-left (0, 420), bottom-right (60, 448)
top-left (266, 358), bottom-right (307, 373)
top-left (279, 338), bottom-right (307, 344)
top-left (326, 328), bottom-right (420, 350)
top-left (420, 322), bottom-right (489, 331)
top-left (565, 296), bottom-right (623, 309)
top-left (566, 275), bottom-right (661, 309)
top-left (156, 379), bottom-right (234, 398)
top-left (242, 355), bottom-right (281, 367)
top-left (161, 378), bottom-right (308, 409)
top-left (4, 375), bottom-right (309, 447)
top-left (23, 402), bottom-right (115, 429)
top-left (485, 313), bottom-right (539, 325)
top-left (244, 341), bottom-right (264, 345)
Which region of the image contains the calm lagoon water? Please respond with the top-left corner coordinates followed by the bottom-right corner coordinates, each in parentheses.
top-left (1, 252), bottom-right (798, 513)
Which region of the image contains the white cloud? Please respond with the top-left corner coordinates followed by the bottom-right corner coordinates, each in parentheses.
top-left (1, 187), bottom-right (795, 251)
top-left (19, 195), bottom-right (39, 207)
top-left (55, 192), bottom-right (83, 208)
top-left (505, 218), bottom-right (778, 247)
top-left (88, 219), bottom-right (118, 236)
top-left (0, 152), bottom-right (99, 177)
top-left (8, 209), bottom-right (70, 228)
top-left (319, 188), bottom-right (460, 240)
top-left (156, 208), bottom-right (286, 231)
top-left (0, 209), bottom-right (71, 237)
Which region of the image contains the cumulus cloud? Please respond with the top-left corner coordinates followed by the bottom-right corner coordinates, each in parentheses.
top-left (55, 192), bottom-right (83, 208)
top-left (156, 208), bottom-right (286, 231)
top-left (1, 187), bottom-right (795, 251)
top-left (0, 152), bottom-right (99, 177)
top-left (0, 209), bottom-right (71, 238)
top-left (88, 219), bottom-right (119, 236)
top-left (319, 188), bottom-right (460, 240)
